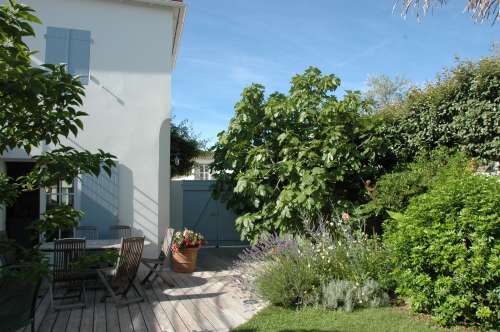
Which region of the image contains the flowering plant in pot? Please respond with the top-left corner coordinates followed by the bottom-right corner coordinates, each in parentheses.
top-left (171, 229), bottom-right (206, 273)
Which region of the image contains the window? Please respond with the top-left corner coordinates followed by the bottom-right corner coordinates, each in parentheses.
top-left (194, 164), bottom-right (211, 180)
top-left (45, 27), bottom-right (91, 85)
top-left (45, 180), bottom-right (75, 239)
top-left (46, 180), bottom-right (75, 209)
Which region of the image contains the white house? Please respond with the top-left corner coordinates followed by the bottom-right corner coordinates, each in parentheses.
top-left (172, 151), bottom-right (215, 180)
top-left (0, 0), bottom-right (186, 255)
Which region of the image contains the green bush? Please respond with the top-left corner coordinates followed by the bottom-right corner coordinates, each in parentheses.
top-left (322, 279), bottom-right (389, 312)
top-left (384, 173), bottom-right (500, 328)
top-left (381, 56), bottom-right (500, 161)
top-left (237, 215), bottom-right (393, 308)
top-left (255, 249), bottom-right (321, 307)
top-left (359, 150), bottom-right (468, 223)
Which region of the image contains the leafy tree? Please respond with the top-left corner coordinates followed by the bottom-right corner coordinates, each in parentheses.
top-left (170, 119), bottom-right (205, 177)
top-left (0, 1), bottom-right (115, 238)
top-left (364, 74), bottom-right (411, 111)
top-left (212, 67), bottom-right (389, 242)
top-left (394, 0), bottom-right (499, 23)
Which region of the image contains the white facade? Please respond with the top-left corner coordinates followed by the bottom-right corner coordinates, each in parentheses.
top-left (0, 0), bottom-right (185, 255)
top-left (172, 154), bottom-right (215, 181)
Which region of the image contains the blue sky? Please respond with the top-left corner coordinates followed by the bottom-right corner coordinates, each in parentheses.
top-left (172, 1), bottom-right (499, 145)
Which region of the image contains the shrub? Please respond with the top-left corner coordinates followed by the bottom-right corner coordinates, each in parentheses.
top-left (322, 279), bottom-right (389, 312)
top-left (381, 56), bottom-right (500, 162)
top-left (359, 150), bottom-right (468, 224)
top-left (234, 215), bottom-right (393, 308)
top-left (384, 173), bottom-right (500, 328)
top-left (255, 248), bottom-right (321, 307)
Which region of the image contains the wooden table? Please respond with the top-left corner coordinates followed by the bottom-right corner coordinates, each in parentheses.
top-left (38, 239), bottom-right (151, 251)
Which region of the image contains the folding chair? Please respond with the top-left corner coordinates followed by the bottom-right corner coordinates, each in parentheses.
top-left (141, 228), bottom-right (174, 287)
top-left (75, 226), bottom-right (99, 240)
top-left (50, 238), bottom-right (87, 310)
top-left (97, 237), bottom-right (144, 306)
top-left (109, 225), bottom-right (131, 239)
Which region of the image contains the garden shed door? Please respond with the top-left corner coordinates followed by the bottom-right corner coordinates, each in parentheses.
top-left (171, 180), bottom-right (247, 247)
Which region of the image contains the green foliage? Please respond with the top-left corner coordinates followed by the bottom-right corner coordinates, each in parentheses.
top-left (212, 67), bottom-right (388, 241)
top-left (33, 205), bottom-right (83, 236)
top-left (170, 120), bottom-right (205, 177)
top-left (322, 279), bottom-right (389, 312)
top-left (237, 215), bottom-right (392, 308)
top-left (233, 306), bottom-right (454, 332)
top-left (384, 173), bottom-right (500, 328)
top-left (0, 1), bottom-right (86, 154)
top-left (255, 249), bottom-right (320, 307)
top-left (359, 150), bottom-right (468, 222)
top-left (70, 250), bottom-right (118, 272)
top-left (364, 74), bottom-right (411, 111)
top-left (21, 146), bottom-right (115, 191)
top-left (382, 56), bottom-right (500, 161)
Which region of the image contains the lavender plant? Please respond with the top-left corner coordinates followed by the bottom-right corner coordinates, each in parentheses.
top-left (233, 213), bottom-right (392, 308)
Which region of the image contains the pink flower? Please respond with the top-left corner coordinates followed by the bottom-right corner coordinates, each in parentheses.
top-left (341, 212), bottom-right (350, 222)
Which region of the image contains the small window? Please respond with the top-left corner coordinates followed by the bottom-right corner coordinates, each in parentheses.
top-left (46, 180), bottom-right (75, 209)
top-left (45, 27), bottom-right (91, 85)
top-left (195, 164), bottom-right (211, 180)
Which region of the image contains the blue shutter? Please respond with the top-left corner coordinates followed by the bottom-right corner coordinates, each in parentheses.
top-left (68, 29), bottom-right (91, 85)
top-left (45, 27), bottom-right (69, 65)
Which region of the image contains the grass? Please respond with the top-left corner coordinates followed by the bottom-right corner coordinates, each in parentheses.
top-left (232, 306), bottom-right (463, 332)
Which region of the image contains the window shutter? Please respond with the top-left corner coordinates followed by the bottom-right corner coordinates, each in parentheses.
top-left (68, 29), bottom-right (91, 85)
top-left (45, 27), bottom-right (70, 65)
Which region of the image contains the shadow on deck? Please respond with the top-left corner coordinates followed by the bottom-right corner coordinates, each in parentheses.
top-left (22, 247), bottom-right (261, 332)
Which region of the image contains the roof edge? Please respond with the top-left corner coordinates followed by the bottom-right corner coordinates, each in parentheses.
top-left (171, 2), bottom-right (186, 69)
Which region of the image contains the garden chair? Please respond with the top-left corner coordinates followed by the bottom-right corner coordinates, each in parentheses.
top-left (50, 238), bottom-right (87, 310)
top-left (75, 225), bottom-right (99, 240)
top-left (109, 225), bottom-right (131, 239)
top-left (0, 264), bottom-right (42, 332)
top-left (141, 228), bottom-right (174, 287)
top-left (97, 236), bottom-right (144, 306)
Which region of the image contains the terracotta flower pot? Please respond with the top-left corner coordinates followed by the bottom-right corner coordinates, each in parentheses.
top-left (172, 247), bottom-right (199, 273)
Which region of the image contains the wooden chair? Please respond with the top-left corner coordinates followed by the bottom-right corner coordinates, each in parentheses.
top-left (50, 238), bottom-right (87, 310)
top-left (109, 225), bottom-right (131, 239)
top-left (75, 226), bottom-right (98, 240)
top-left (141, 228), bottom-right (174, 287)
top-left (97, 237), bottom-right (144, 306)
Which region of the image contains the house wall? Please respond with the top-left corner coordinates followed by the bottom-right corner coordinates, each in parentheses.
top-left (3, 0), bottom-right (176, 255)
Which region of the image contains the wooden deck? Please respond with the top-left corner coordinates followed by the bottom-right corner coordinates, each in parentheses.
top-left (20, 248), bottom-right (262, 332)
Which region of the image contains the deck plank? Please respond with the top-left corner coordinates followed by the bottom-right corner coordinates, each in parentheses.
top-left (150, 281), bottom-right (193, 331)
top-left (142, 283), bottom-right (177, 332)
top-left (161, 272), bottom-right (234, 330)
top-left (128, 302), bottom-right (147, 332)
top-left (117, 305), bottom-right (134, 332)
top-left (93, 290), bottom-right (107, 332)
top-left (79, 288), bottom-right (95, 332)
top-left (105, 299), bottom-right (120, 332)
top-left (32, 288), bottom-right (51, 332)
top-left (33, 248), bottom-right (260, 332)
top-left (153, 279), bottom-right (215, 332)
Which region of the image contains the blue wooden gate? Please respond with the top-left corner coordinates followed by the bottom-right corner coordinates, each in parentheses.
top-left (171, 180), bottom-right (247, 247)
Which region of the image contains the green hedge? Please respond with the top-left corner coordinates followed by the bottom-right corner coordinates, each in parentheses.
top-left (379, 56), bottom-right (499, 162)
top-left (384, 173), bottom-right (500, 328)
